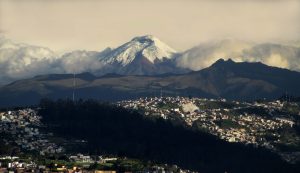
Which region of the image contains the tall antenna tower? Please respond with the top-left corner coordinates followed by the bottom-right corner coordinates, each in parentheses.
top-left (72, 73), bottom-right (76, 102)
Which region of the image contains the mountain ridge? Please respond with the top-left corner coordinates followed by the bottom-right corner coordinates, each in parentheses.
top-left (1, 59), bottom-right (300, 107)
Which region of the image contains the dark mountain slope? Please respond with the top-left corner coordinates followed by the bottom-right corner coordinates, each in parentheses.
top-left (1, 59), bottom-right (300, 107)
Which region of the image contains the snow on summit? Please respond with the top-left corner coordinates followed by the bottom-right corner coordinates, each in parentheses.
top-left (101, 35), bottom-right (177, 66)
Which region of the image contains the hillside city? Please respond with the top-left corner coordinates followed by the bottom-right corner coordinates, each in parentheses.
top-left (118, 97), bottom-right (300, 163)
top-left (0, 104), bottom-right (195, 173)
top-left (1, 97), bottom-right (300, 172)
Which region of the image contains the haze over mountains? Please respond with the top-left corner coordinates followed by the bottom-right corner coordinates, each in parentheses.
top-left (1, 35), bottom-right (300, 85)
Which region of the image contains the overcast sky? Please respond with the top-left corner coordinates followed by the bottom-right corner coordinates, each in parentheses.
top-left (1, 0), bottom-right (299, 52)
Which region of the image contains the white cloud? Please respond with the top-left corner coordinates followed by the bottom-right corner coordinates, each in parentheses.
top-left (176, 39), bottom-right (254, 70)
top-left (0, 38), bottom-right (106, 85)
top-left (0, 37), bottom-right (62, 84)
top-left (59, 51), bottom-right (104, 73)
top-left (264, 54), bottom-right (289, 69)
top-left (176, 40), bottom-right (300, 71)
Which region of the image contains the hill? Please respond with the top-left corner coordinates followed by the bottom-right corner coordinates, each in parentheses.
top-left (1, 59), bottom-right (300, 107)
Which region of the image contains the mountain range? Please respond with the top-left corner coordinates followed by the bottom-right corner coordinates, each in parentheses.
top-left (1, 35), bottom-right (300, 107)
top-left (1, 58), bottom-right (300, 107)
top-left (1, 35), bottom-right (300, 85)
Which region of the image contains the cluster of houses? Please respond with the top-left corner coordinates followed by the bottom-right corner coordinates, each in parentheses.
top-left (0, 105), bottom-right (199, 173)
top-left (69, 154), bottom-right (118, 165)
top-left (118, 97), bottom-right (299, 153)
top-left (0, 109), bottom-right (64, 155)
top-left (0, 154), bottom-right (194, 173)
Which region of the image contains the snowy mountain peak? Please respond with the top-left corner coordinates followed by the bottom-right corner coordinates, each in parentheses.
top-left (101, 35), bottom-right (177, 66)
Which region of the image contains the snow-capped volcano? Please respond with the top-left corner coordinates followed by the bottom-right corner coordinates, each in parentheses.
top-left (100, 35), bottom-right (177, 66)
top-left (95, 35), bottom-right (186, 75)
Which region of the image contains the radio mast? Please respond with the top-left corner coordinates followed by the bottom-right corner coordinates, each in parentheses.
top-left (72, 73), bottom-right (76, 102)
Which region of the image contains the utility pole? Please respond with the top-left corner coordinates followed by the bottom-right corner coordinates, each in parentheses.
top-left (73, 73), bottom-right (76, 102)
